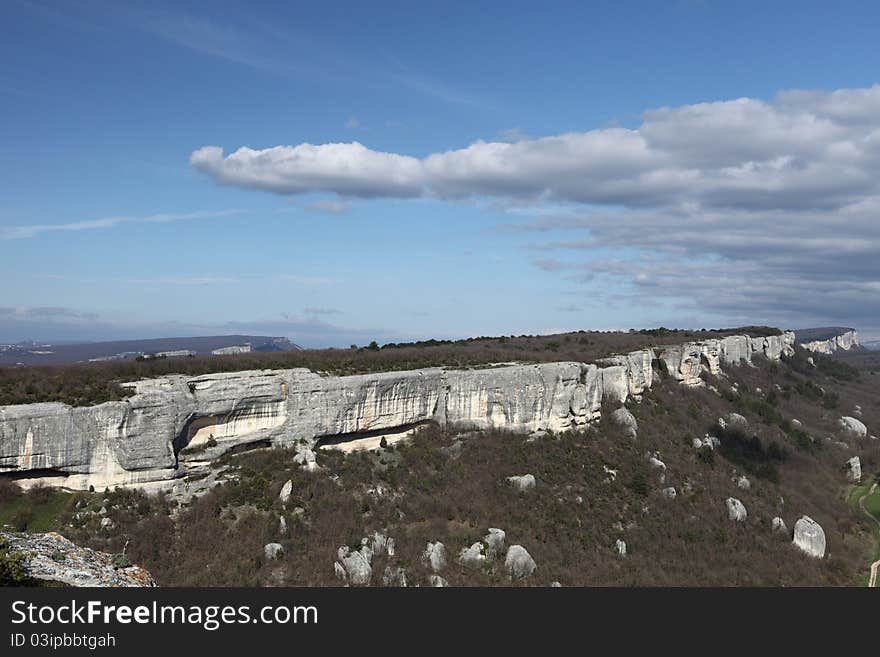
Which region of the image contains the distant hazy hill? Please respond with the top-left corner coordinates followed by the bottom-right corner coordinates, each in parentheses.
top-left (0, 335), bottom-right (301, 366)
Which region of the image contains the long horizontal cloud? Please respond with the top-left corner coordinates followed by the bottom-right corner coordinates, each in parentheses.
top-left (190, 85), bottom-right (880, 336)
top-left (191, 85), bottom-right (880, 213)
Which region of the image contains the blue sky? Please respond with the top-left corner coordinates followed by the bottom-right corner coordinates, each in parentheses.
top-left (2, 1), bottom-right (880, 346)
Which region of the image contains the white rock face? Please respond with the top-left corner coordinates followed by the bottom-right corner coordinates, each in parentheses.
top-left (792, 516), bottom-right (826, 558)
top-left (600, 366), bottom-right (629, 405)
top-left (507, 474), bottom-right (536, 492)
top-left (611, 407), bottom-right (638, 439)
top-left (845, 456), bottom-right (862, 483)
top-left (839, 416), bottom-right (867, 437)
top-left (727, 497), bottom-right (747, 522)
top-left (504, 545), bottom-right (537, 580)
top-left (422, 542), bottom-right (447, 573)
top-left (0, 331), bottom-right (795, 490)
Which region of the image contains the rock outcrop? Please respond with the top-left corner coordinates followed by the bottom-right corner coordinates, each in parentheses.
top-left (1, 531), bottom-right (155, 587)
top-left (792, 516), bottom-right (826, 558)
top-left (839, 416), bottom-right (867, 438)
top-left (726, 497), bottom-right (747, 522)
top-left (504, 545), bottom-right (536, 580)
top-left (0, 331), bottom-right (797, 491)
top-left (845, 456), bottom-right (862, 483)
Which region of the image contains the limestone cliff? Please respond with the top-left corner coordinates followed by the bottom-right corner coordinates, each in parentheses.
top-left (0, 331), bottom-right (795, 491)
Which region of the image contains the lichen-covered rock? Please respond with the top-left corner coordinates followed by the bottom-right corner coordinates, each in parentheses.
top-left (504, 545), bottom-right (537, 580)
top-left (0, 531), bottom-right (155, 587)
top-left (792, 516), bottom-right (826, 558)
top-left (726, 497), bottom-right (747, 522)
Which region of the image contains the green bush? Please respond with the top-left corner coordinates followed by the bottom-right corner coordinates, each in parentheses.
top-left (0, 537), bottom-right (31, 585)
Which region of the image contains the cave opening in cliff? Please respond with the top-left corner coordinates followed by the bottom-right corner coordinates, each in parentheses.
top-left (315, 421), bottom-right (432, 453)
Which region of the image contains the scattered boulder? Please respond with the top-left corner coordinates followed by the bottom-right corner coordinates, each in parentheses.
top-left (718, 413), bottom-right (748, 432)
top-left (839, 416), bottom-right (867, 438)
top-left (791, 419), bottom-right (802, 429)
top-left (615, 539), bottom-right (627, 557)
top-left (845, 456), bottom-right (862, 483)
top-left (771, 517), bottom-right (788, 534)
top-left (648, 456), bottom-right (666, 471)
top-left (507, 474), bottom-right (536, 492)
top-left (692, 438), bottom-right (703, 449)
top-left (264, 543), bottom-right (284, 560)
top-left (550, 581), bottom-right (563, 587)
top-left (736, 476), bottom-right (751, 491)
top-left (853, 405), bottom-right (863, 417)
top-left (611, 407), bottom-right (638, 438)
top-left (504, 545), bottom-right (537, 580)
top-left (369, 531), bottom-right (395, 557)
top-left (428, 574), bottom-right (448, 587)
top-left (661, 487), bottom-right (677, 500)
top-left (703, 435), bottom-right (721, 450)
top-left (484, 528), bottom-right (506, 559)
top-left (279, 479), bottom-right (293, 504)
top-left (293, 444), bottom-right (319, 471)
top-left (279, 516), bottom-right (288, 536)
top-left (458, 542), bottom-right (487, 568)
top-left (440, 441), bottom-right (463, 460)
top-left (603, 465), bottom-right (618, 482)
top-left (98, 506), bottom-right (108, 517)
top-left (335, 545), bottom-right (372, 586)
top-left (726, 497), bottom-right (747, 522)
top-left (382, 565), bottom-right (407, 587)
top-left (100, 517), bottom-right (115, 530)
top-left (422, 541), bottom-right (447, 572)
top-left (792, 516), bottom-right (826, 558)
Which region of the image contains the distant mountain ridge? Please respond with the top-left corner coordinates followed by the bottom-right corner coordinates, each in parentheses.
top-left (0, 335), bottom-right (301, 366)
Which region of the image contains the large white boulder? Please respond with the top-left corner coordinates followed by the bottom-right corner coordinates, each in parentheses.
top-left (719, 413), bottom-right (748, 432)
top-left (771, 517), bottom-right (788, 534)
top-left (726, 497), bottom-right (747, 522)
top-left (504, 545), bottom-right (537, 580)
top-left (792, 516), bottom-right (826, 558)
top-left (279, 479), bottom-right (293, 504)
top-left (264, 543), bottom-right (284, 560)
top-left (458, 542), bottom-right (487, 568)
top-left (839, 416), bottom-right (867, 438)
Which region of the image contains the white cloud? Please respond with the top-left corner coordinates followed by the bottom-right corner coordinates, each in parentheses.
top-left (1, 209), bottom-right (242, 240)
top-left (190, 84), bottom-right (880, 213)
top-left (305, 199), bottom-right (349, 214)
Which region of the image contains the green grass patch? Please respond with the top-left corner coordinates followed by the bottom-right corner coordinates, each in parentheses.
top-left (0, 488), bottom-right (72, 533)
